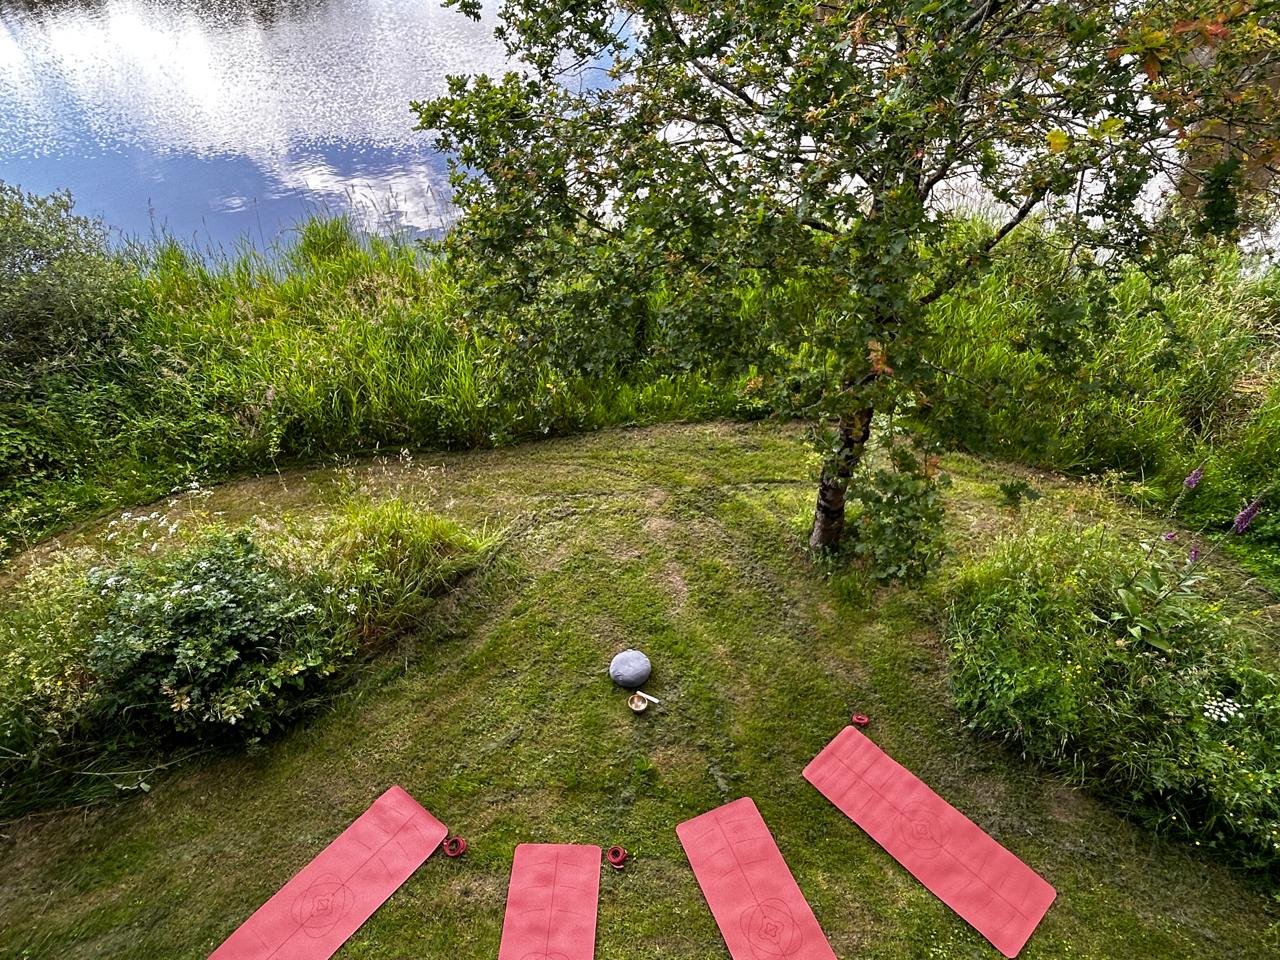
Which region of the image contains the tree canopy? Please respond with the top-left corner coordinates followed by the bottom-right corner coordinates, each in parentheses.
top-left (416, 0), bottom-right (1279, 548)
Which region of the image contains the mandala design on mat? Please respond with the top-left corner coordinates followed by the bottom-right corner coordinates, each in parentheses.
top-left (895, 801), bottom-right (950, 859)
top-left (741, 897), bottom-right (802, 957)
top-left (291, 873), bottom-right (353, 937)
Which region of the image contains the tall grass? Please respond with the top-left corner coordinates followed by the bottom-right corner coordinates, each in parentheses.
top-left (138, 219), bottom-right (739, 454)
top-left (916, 233), bottom-right (1280, 547)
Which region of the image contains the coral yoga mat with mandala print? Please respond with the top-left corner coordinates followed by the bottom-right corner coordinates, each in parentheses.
top-left (804, 726), bottom-right (1055, 958)
top-left (208, 785), bottom-right (448, 960)
top-left (677, 797), bottom-right (837, 960)
top-left (497, 844), bottom-right (602, 960)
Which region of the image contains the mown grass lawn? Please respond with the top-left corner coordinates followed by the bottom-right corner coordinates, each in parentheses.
top-left (1, 422), bottom-right (1276, 959)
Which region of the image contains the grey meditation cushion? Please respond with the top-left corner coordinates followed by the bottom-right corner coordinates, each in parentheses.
top-left (609, 649), bottom-right (652, 688)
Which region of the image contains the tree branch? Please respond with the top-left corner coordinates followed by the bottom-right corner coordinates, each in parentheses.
top-left (917, 187), bottom-right (1045, 307)
top-left (654, 6), bottom-right (761, 113)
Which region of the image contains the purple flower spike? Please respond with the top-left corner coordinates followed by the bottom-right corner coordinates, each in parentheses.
top-left (1232, 498), bottom-right (1263, 534)
top-left (1161, 531), bottom-right (1177, 541)
top-left (1188, 544), bottom-right (1201, 563)
top-left (1184, 465), bottom-right (1204, 489)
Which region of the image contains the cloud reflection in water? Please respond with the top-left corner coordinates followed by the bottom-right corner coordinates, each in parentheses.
top-left (0, 0), bottom-right (507, 246)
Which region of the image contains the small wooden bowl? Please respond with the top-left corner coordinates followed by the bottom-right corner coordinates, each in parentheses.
top-left (628, 693), bottom-right (649, 713)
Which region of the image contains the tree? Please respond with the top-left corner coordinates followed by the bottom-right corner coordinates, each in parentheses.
top-left (1171, 10), bottom-right (1280, 235)
top-left (416, 1), bottom-right (1279, 549)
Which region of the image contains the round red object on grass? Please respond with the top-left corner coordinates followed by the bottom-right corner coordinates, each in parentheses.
top-left (606, 845), bottom-right (628, 869)
top-left (851, 713), bottom-right (871, 728)
top-left (443, 836), bottom-right (468, 858)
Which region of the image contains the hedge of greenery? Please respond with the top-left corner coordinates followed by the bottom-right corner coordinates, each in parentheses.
top-left (0, 497), bottom-right (491, 818)
top-left (947, 522), bottom-right (1279, 870)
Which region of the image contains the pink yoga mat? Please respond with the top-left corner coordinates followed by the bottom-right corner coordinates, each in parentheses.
top-left (209, 785), bottom-right (448, 960)
top-left (497, 844), bottom-right (601, 960)
top-left (677, 797), bottom-right (837, 960)
top-left (804, 727), bottom-right (1055, 958)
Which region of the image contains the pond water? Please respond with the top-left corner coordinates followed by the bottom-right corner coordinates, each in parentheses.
top-left (0, 0), bottom-right (509, 249)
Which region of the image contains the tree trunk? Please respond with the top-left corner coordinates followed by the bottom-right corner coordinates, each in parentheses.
top-left (809, 407), bottom-right (874, 551)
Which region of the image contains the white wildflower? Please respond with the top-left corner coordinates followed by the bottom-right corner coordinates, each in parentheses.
top-left (1202, 697), bottom-right (1243, 723)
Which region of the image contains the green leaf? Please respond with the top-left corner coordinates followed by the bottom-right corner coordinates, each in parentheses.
top-left (1142, 633), bottom-right (1174, 654)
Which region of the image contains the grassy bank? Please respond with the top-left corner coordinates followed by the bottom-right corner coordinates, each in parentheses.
top-left (3, 213), bottom-right (753, 556)
top-left (7, 200), bottom-right (1277, 580)
top-left (1, 422), bottom-right (1275, 959)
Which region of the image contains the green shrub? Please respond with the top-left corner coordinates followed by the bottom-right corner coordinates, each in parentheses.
top-left (0, 183), bottom-right (135, 375)
top-left (947, 523), bottom-right (1280, 869)
top-left (0, 498), bottom-right (488, 817)
top-left (84, 530), bottom-right (343, 741)
top-left (849, 443), bottom-right (948, 584)
top-left (0, 529), bottom-right (343, 815)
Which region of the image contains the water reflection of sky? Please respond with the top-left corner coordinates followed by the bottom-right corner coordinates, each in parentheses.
top-left (0, 0), bottom-right (508, 248)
